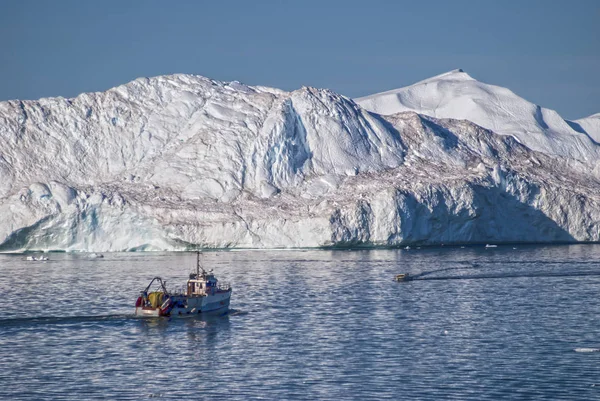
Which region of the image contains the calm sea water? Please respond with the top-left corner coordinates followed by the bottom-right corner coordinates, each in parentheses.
top-left (1, 245), bottom-right (600, 400)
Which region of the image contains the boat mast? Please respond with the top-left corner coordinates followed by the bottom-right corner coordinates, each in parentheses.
top-left (196, 251), bottom-right (200, 279)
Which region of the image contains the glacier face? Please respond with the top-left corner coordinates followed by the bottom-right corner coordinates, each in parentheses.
top-left (0, 72), bottom-right (599, 251)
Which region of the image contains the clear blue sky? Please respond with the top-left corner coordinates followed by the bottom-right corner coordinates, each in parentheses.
top-left (1, 0), bottom-right (598, 119)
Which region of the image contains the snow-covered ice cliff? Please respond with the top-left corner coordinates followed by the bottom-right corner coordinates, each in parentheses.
top-left (356, 69), bottom-right (600, 162)
top-left (1, 71), bottom-right (599, 251)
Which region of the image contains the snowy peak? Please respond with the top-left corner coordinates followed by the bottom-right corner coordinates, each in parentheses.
top-left (410, 68), bottom-right (474, 85)
top-left (574, 113), bottom-right (600, 143)
top-left (355, 69), bottom-right (474, 106)
top-left (356, 70), bottom-right (600, 161)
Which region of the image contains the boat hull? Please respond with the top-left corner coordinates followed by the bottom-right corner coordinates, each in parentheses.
top-left (135, 290), bottom-right (231, 318)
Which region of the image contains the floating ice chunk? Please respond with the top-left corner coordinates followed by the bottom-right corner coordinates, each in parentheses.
top-left (88, 253), bottom-right (104, 259)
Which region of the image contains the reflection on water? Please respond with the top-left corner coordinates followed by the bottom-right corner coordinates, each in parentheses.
top-left (1, 245), bottom-right (600, 400)
top-left (137, 313), bottom-right (232, 346)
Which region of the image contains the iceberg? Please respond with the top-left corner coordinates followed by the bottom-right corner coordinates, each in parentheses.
top-left (0, 72), bottom-right (599, 251)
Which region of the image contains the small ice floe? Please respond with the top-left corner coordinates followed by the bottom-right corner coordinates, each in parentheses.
top-left (25, 255), bottom-right (49, 261)
top-left (88, 253), bottom-right (104, 259)
top-left (485, 244), bottom-right (498, 248)
top-left (574, 348), bottom-right (600, 353)
top-left (404, 246), bottom-right (411, 250)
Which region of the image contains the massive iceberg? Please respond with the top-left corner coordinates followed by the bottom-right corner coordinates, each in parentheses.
top-left (0, 71), bottom-right (599, 251)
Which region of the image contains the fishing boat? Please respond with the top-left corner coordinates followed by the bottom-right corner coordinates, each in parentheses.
top-left (134, 252), bottom-right (232, 317)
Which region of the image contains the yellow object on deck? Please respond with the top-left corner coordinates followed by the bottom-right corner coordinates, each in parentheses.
top-left (148, 292), bottom-right (164, 308)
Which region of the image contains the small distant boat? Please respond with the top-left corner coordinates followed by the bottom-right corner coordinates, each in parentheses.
top-left (485, 244), bottom-right (498, 248)
top-left (394, 273), bottom-right (411, 282)
top-left (135, 252), bottom-right (232, 318)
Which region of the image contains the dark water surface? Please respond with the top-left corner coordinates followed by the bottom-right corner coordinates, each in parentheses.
top-left (1, 245), bottom-right (600, 400)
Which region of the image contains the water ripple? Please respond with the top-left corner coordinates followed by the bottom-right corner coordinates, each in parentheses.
top-left (1, 245), bottom-right (600, 400)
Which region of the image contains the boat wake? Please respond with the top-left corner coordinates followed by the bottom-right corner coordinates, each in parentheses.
top-left (0, 308), bottom-right (248, 328)
top-left (227, 308), bottom-right (248, 317)
top-left (0, 313), bottom-right (133, 328)
top-left (410, 270), bottom-right (600, 282)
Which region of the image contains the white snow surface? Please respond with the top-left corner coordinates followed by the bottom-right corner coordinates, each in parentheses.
top-left (575, 113), bottom-right (600, 143)
top-left (0, 72), bottom-right (599, 251)
top-left (356, 69), bottom-right (600, 162)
